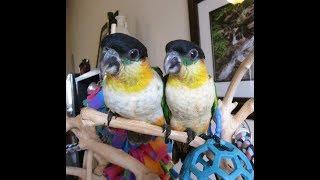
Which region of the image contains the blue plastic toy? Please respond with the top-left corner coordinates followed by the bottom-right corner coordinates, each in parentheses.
top-left (180, 138), bottom-right (254, 180)
top-left (180, 107), bottom-right (254, 179)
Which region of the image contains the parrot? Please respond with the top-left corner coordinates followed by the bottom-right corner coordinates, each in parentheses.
top-left (163, 39), bottom-right (220, 164)
top-left (99, 33), bottom-right (171, 145)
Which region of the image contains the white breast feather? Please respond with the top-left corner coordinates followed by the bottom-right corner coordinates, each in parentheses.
top-left (103, 70), bottom-right (164, 123)
top-left (165, 77), bottom-right (215, 133)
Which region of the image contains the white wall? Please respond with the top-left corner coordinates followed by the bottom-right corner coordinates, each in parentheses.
top-left (66, 0), bottom-right (190, 73)
top-left (66, 0), bottom-right (74, 74)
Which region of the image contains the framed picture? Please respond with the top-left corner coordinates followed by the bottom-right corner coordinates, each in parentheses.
top-left (188, 0), bottom-right (254, 98)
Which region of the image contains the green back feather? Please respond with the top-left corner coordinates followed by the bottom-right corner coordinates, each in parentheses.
top-left (152, 67), bottom-right (171, 125)
top-left (211, 77), bottom-right (219, 118)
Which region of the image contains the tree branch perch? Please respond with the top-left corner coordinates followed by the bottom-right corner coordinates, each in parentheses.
top-left (67, 115), bottom-right (159, 180)
top-left (65, 50), bottom-right (255, 179)
top-left (220, 52), bottom-right (254, 142)
top-left (223, 52), bottom-right (254, 105)
top-left (86, 150), bottom-right (93, 180)
top-left (66, 166), bottom-right (103, 180)
top-left (80, 107), bottom-right (206, 148)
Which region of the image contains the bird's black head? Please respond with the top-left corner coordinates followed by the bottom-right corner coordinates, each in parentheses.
top-left (164, 39), bottom-right (205, 74)
top-left (99, 33), bottom-right (148, 76)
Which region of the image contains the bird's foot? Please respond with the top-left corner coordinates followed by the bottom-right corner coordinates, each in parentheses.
top-left (185, 128), bottom-right (196, 145)
top-left (162, 124), bottom-right (171, 144)
top-left (200, 134), bottom-right (232, 151)
top-left (199, 133), bottom-right (210, 140)
top-left (212, 134), bottom-right (221, 143)
top-left (211, 134), bottom-right (232, 151)
top-left (105, 110), bottom-right (119, 127)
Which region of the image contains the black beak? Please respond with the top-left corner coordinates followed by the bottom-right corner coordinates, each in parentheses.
top-left (164, 51), bottom-right (181, 74)
top-left (100, 48), bottom-right (121, 76)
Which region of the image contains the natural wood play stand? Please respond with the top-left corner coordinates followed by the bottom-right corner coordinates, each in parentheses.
top-left (66, 52), bottom-right (254, 180)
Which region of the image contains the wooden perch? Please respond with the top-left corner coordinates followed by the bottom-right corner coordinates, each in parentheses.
top-left (80, 108), bottom-right (206, 148)
top-left (92, 153), bottom-right (109, 176)
top-left (66, 166), bottom-right (103, 180)
top-left (66, 116), bottom-right (159, 180)
top-left (93, 153), bottom-right (108, 166)
top-left (78, 52), bottom-right (254, 144)
top-left (223, 52), bottom-right (254, 105)
top-left (220, 52), bottom-right (254, 142)
top-left (66, 51), bottom-right (254, 179)
top-left (79, 52), bottom-right (254, 144)
top-left (80, 152), bottom-right (105, 180)
top-left (66, 115), bottom-right (77, 132)
top-left (79, 136), bottom-right (159, 180)
top-left (86, 150), bottom-right (93, 180)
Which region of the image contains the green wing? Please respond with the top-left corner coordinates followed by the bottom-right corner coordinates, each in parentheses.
top-left (211, 84), bottom-right (219, 117)
top-left (161, 74), bottom-right (171, 125)
top-left (211, 79), bottom-right (222, 136)
top-left (209, 75), bottom-right (219, 117)
top-left (152, 67), bottom-right (171, 125)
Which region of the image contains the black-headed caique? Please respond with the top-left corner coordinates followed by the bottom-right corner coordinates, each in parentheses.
top-left (99, 33), bottom-right (169, 145)
top-left (163, 40), bottom-right (219, 164)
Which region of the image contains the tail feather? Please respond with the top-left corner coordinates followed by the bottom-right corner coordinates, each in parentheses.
top-left (127, 131), bottom-right (153, 145)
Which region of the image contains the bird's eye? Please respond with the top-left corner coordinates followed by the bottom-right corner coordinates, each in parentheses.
top-left (128, 49), bottom-right (139, 60)
top-left (188, 49), bottom-right (198, 60)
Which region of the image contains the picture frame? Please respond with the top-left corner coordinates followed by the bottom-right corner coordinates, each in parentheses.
top-left (188, 0), bottom-right (254, 98)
